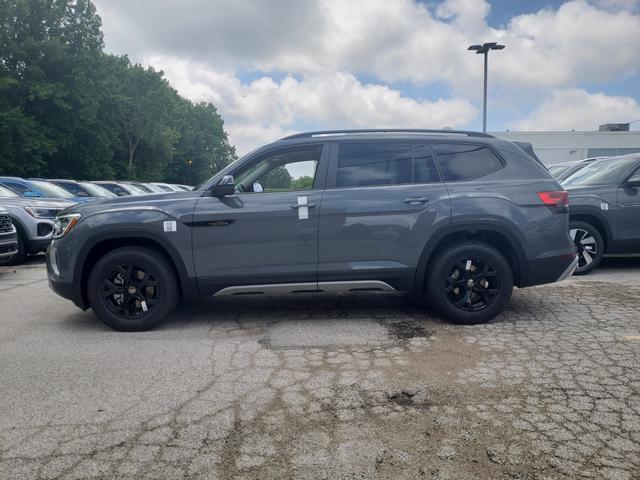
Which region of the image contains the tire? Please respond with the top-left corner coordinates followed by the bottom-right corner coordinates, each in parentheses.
top-left (0, 230), bottom-right (27, 266)
top-left (426, 241), bottom-right (513, 325)
top-left (569, 221), bottom-right (604, 275)
top-left (87, 246), bottom-right (179, 331)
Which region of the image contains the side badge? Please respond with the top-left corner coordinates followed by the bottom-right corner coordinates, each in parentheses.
top-left (163, 220), bottom-right (177, 232)
top-left (600, 202), bottom-right (609, 211)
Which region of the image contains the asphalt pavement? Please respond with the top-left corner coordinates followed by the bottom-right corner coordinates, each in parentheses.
top-left (0, 256), bottom-right (639, 479)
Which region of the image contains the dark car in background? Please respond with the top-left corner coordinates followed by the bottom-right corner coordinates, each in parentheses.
top-left (92, 181), bottom-right (147, 196)
top-left (562, 153), bottom-right (640, 274)
top-left (49, 179), bottom-right (117, 199)
top-left (0, 177), bottom-right (92, 203)
top-left (47, 129), bottom-right (576, 331)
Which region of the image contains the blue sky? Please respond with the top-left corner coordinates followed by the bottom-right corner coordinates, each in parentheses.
top-left (96, 0), bottom-right (640, 153)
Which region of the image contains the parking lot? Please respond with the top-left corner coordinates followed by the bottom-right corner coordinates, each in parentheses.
top-left (1, 257), bottom-right (639, 479)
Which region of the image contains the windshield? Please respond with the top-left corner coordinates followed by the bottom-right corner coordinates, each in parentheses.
top-left (28, 180), bottom-right (74, 198)
top-left (562, 157), bottom-right (639, 187)
top-left (548, 165), bottom-right (573, 177)
top-left (124, 183), bottom-right (146, 195)
top-left (79, 182), bottom-right (117, 197)
top-left (0, 185), bottom-right (19, 197)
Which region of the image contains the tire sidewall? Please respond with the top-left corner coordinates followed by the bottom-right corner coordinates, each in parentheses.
top-left (427, 242), bottom-right (513, 325)
top-left (88, 248), bottom-right (177, 331)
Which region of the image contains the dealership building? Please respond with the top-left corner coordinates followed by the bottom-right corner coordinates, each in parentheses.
top-left (492, 124), bottom-right (640, 165)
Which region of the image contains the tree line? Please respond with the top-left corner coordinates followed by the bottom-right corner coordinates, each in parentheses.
top-left (0, 0), bottom-right (236, 185)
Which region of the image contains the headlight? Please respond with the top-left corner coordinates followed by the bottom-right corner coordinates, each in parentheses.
top-left (53, 214), bottom-right (81, 239)
top-left (24, 206), bottom-right (60, 219)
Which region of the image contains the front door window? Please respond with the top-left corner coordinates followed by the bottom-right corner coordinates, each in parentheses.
top-left (234, 147), bottom-right (321, 193)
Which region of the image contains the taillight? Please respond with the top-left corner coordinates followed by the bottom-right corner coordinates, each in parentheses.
top-left (537, 190), bottom-right (569, 207)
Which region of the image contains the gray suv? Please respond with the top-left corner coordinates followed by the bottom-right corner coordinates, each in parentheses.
top-left (562, 153), bottom-right (640, 274)
top-left (46, 130), bottom-right (577, 331)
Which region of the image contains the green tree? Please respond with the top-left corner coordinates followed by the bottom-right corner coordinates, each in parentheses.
top-left (0, 0), bottom-right (235, 182)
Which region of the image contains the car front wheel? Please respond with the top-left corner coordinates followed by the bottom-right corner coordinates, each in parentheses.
top-left (569, 221), bottom-right (604, 275)
top-left (426, 241), bottom-right (513, 325)
top-left (87, 246), bottom-right (179, 331)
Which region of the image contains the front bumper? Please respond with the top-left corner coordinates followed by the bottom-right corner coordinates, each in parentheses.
top-left (0, 229), bottom-right (18, 259)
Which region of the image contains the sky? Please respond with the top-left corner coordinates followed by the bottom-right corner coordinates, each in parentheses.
top-left (93, 0), bottom-right (640, 155)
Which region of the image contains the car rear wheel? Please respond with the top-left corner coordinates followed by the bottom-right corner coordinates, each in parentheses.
top-left (426, 241), bottom-right (513, 325)
top-left (569, 221), bottom-right (604, 275)
top-left (87, 246), bottom-right (179, 331)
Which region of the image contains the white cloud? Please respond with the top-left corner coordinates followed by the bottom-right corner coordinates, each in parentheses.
top-left (513, 89), bottom-right (640, 131)
top-left (95, 0), bottom-right (640, 92)
top-left (93, 1), bottom-right (640, 151)
top-left (153, 57), bottom-right (477, 154)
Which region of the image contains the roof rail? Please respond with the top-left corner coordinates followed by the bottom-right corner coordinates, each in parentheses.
top-left (280, 129), bottom-right (494, 140)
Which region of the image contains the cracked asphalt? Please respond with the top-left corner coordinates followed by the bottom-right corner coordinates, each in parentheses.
top-left (1, 256), bottom-right (639, 479)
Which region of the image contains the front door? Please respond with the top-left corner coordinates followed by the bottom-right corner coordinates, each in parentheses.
top-left (192, 144), bottom-right (328, 295)
top-left (317, 141), bottom-right (451, 289)
top-left (616, 164), bottom-right (640, 251)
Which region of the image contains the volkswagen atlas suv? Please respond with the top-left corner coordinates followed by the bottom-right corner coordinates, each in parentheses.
top-left (562, 153), bottom-right (640, 274)
top-left (46, 130), bottom-right (577, 331)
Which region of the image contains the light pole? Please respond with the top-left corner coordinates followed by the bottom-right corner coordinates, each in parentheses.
top-left (468, 42), bottom-right (505, 132)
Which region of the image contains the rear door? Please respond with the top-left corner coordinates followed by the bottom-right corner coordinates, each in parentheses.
top-left (317, 141), bottom-right (450, 289)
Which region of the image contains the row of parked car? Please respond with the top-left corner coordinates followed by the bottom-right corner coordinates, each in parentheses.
top-left (0, 177), bottom-right (193, 265)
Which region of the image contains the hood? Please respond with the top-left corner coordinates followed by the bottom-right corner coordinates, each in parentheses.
top-left (65, 190), bottom-right (200, 216)
top-left (0, 197), bottom-right (76, 209)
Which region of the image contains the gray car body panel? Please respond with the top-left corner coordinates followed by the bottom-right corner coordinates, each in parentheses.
top-left (566, 155), bottom-right (640, 253)
top-left (47, 131), bottom-right (576, 310)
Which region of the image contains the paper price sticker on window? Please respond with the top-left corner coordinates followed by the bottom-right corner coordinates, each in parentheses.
top-left (163, 221), bottom-right (177, 232)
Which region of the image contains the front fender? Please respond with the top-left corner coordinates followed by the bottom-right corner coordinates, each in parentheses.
top-left (58, 208), bottom-right (197, 309)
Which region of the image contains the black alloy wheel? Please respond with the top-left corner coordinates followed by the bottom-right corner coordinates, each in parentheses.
top-left (426, 241), bottom-right (513, 325)
top-left (88, 246), bottom-right (179, 331)
top-left (445, 257), bottom-right (499, 312)
top-left (102, 264), bottom-right (159, 318)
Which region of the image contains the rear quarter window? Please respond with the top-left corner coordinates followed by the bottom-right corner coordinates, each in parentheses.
top-left (433, 143), bottom-right (503, 182)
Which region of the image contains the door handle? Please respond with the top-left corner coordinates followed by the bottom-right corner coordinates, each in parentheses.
top-left (291, 203), bottom-right (316, 209)
top-left (404, 197), bottom-right (429, 205)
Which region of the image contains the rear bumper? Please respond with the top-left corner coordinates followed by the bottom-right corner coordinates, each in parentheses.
top-left (520, 252), bottom-right (577, 287)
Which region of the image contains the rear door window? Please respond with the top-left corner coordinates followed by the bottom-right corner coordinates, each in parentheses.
top-left (335, 142), bottom-right (439, 187)
top-left (433, 143), bottom-right (503, 182)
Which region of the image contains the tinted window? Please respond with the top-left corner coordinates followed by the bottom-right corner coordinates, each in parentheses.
top-left (336, 142), bottom-right (438, 188)
top-left (55, 181), bottom-right (87, 196)
top-left (434, 143), bottom-right (503, 181)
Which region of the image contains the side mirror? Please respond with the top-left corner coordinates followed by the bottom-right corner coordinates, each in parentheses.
top-left (624, 177), bottom-right (640, 188)
top-left (212, 175), bottom-right (235, 197)
top-left (116, 191), bottom-right (128, 197)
